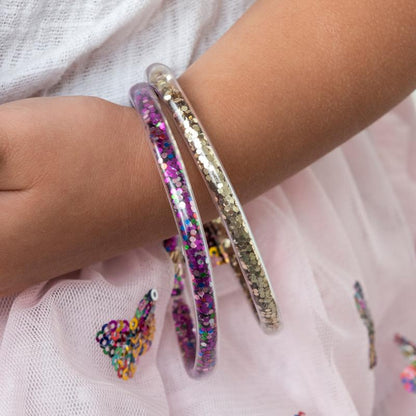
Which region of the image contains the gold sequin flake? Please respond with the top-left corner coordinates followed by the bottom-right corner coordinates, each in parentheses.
top-left (147, 64), bottom-right (281, 333)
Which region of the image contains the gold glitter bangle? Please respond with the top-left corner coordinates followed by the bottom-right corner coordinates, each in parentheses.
top-left (204, 217), bottom-right (257, 318)
top-left (147, 64), bottom-right (281, 333)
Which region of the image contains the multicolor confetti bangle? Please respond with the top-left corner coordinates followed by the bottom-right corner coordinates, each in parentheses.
top-left (147, 63), bottom-right (281, 333)
top-left (129, 83), bottom-right (218, 377)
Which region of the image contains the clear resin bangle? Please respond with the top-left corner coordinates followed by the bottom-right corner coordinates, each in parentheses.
top-left (129, 83), bottom-right (218, 376)
top-left (147, 64), bottom-right (281, 333)
top-left (204, 218), bottom-right (257, 317)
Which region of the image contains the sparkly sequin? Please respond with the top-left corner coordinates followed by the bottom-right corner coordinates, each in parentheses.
top-left (395, 333), bottom-right (416, 393)
top-left (294, 412), bottom-right (306, 416)
top-left (395, 334), bottom-right (416, 364)
top-left (204, 218), bottom-right (257, 317)
top-left (354, 281), bottom-right (377, 369)
top-left (130, 83), bottom-right (217, 377)
top-left (95, 289), bottom-right (157, 380)
top-left (400, 365), bottom-right (416, 393)
top-left (147, 63), bottom-right (280, 333)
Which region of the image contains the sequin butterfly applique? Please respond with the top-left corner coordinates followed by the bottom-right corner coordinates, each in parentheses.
top-left (95, 289), bottom-right (158, 380)
top-left (354, 281), bottom-right (377, 369)
top-left (395, 334), bottom-right (416, 393)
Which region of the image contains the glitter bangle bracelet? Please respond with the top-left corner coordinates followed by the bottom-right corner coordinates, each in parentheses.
top-left (204, 218), bottom-right (257, 317)
top-left (129, 83), bottom-right (218, 377)
top-left (147, 64), bottom-right (281, 333)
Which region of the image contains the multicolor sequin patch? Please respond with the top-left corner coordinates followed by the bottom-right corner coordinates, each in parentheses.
top-left (354, 281), bottom-right (377, 369)
top-left (395, 334), bottom-right (416, 393)
top-left (95, 289), bottom-right (157, 380)
top-left (294, 412), bottom-right (306, 416)
top-left (204, 218), bottom-right (257, 317)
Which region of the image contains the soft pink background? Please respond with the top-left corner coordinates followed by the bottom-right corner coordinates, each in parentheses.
top-left (0, 0), bottom-right (415, 414)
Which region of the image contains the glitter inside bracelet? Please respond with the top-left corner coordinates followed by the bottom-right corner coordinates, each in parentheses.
top-left (147, 63), bottom-right (281, 333)
top-left (204, 218), bottom-right (257, 317)
top-left (395, 333), bottom-right (416, 393)
top-left (129, 83), bottom-right (218, 377)
top-left (95, 289), bottom-right (157, 380)
top-left (353, 281), bottom-right (377, 369)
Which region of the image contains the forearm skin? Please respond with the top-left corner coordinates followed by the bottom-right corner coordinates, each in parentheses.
top-left (127, 0), bottom-right (416, 246)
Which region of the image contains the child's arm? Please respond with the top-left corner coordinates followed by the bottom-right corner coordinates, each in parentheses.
top-left (177, 0), bottom-right (416, 211)
top-left (0, 0), bottom-right (414, 296)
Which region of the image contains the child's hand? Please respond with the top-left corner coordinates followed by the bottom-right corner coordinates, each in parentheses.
top-left (0, 96), bottom-right (153, 296)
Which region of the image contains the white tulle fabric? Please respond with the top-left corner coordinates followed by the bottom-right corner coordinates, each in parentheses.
top-left (0, 0), bottom-right (415, 415)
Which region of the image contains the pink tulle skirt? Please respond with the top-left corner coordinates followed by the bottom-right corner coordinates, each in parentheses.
top-left (0, 96), bottom-right (415, 415)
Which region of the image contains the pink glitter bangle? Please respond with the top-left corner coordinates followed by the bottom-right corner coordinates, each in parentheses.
top-left (129, 83), bottom-right (218, 377)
